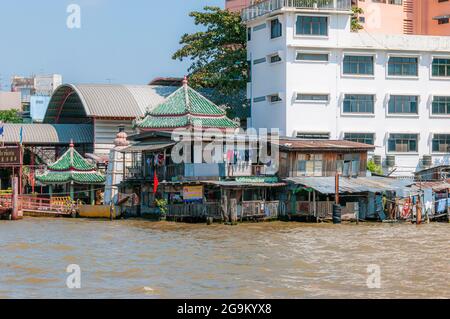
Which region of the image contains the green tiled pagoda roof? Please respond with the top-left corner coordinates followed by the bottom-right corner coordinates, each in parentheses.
top-left (150, 86), bottom-right (226, 116)
top-left (36, 144), bottom-right (105, 185)
top-left (36, 172), bottom-right (106, 185)
top-left (137, 115), bottom-right (238, 129)
top-left (48, 146), bottom-right (95, 171)
top-left (136, 80), bottom-right (238, 130)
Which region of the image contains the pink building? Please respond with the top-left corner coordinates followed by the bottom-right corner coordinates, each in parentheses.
top-left (354, 0), bottom-right (450, 36)
top-left (225, 0), bottom-right (251, 13)
top-left (233, 1), bottom-right (450, 35)
top-left (416, 0), bottom-right (450, 35)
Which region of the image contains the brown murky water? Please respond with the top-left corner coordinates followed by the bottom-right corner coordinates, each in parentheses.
top-left (0, 218), bottom-right (448, 299)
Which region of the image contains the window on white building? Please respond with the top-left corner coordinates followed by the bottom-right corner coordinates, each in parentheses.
top-left (343, 94), bottom-right (375, 114)
top-left (296, 132), bottom-right (330, 140)
top-left (253, 96), bottom-right (266, 103)
top-left (270, 18), bottom-right (282, 39)
top-left (388, 95), bottom-right (418, 114)
top-left (268, 94), bottom-right (282, 103)
top-left (344, 133), bottom-right (375, 145)
top-left (388, 57), bottom-right (418, 76)
top-left (388, 134), bottom-right (418, 153)
top-left (296, 94), bottom-right (329, 102)
top-left (295, 16), bottom-right (328, 36)
top-left (432, 134), bottom-right (450, 153)
top-left (432, 58), bottom-right (450, 77)
top-left (295, 52), bottom-right (329, 62)
top-left (269, 54), bottom-right (282, 63)
top-left (253, 23), bottom-right (266, 32)
top-left (253, 57), bottom-right (266, 65)
top-left (343, 55), bottom-right (374, 75)
top-left (432, 96), bottom-right (450, 115)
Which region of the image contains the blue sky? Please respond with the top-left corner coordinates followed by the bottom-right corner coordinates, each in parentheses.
top-left (0, 0), bottom-right (224, 89)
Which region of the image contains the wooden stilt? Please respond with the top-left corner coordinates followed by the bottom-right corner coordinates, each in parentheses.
top-left (313, 190), bottom-right (318, 223)
top-left (11, 177), bottom-right (18, 220)
top-left (447, 189), bottom-right (450, 223)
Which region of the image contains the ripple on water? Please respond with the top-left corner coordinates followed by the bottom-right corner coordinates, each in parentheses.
top-left (0, 219), bottom-right (449, 299)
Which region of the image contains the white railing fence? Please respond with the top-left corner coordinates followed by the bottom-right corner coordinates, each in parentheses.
top-left (242, 0), bottom-right (352, 21)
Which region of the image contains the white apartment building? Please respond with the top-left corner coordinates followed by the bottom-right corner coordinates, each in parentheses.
top-left (244, 0), bottom-right (450, 176)
top-left (11, 74), bottom-right (62, 102)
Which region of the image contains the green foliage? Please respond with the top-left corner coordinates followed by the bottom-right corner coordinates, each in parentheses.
top-left (172, 6), bottom-right (248, 107)
top-left (0, 109), bottom-right (22, 123)
top-left (155, 198), bottom-right (168, 216)
top-left (367, 159), bottom-right (384, 175)
top-left (351, 6), bottom-right (364, 32)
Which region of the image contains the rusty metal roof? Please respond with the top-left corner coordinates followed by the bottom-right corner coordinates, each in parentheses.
top-left (411, 180), bottom-right (450, 192)
top-left (286, 176), bottom-right (413, 194)
top-left (277, 139), bottom-right (375, 151)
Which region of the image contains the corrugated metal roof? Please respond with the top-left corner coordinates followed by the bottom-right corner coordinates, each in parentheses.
top-left (1, 124), bottom-right (93, 145)
top-left (73, 84), bottom-right (177, 117)
top-left (411, 180), bottom-right (450, 192)
top-left (45, 84), bottom-right (177, 121)
top-left (277, 139), bottom-right (375, 151)
top-left (286, 176), bottom-right (413, 194)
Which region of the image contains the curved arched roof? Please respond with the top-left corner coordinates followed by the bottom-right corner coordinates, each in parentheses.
top-left (44, 84), bottom-right (177, 123)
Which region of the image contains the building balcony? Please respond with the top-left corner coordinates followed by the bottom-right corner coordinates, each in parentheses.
top-left (241, 0), bottom-right (352, 22)
top-left (125, 162), bottom-right (276, 183)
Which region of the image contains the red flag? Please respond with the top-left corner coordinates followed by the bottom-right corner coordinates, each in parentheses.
top-left (153, 171), bottom-right (159, 194)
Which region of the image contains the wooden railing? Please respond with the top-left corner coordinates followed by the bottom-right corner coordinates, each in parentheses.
top-left (294, 201), bottom-right (333, 218)
top-left (167, 202), bottom-right (222, 219)
top-left (241, 200), bottom-right (280, 219)
top-left (0, 195), bottom-right (74, 216)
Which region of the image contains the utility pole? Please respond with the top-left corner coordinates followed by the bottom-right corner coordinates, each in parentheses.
top-left (19, 144), bottom-right (23, 195)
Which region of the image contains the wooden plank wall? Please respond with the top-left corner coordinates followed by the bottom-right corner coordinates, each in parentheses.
top-left (280, 150), bottom-right (368, 178)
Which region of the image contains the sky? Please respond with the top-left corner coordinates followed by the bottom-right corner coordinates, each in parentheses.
top-left (0, 0), bottom-right (224, 89)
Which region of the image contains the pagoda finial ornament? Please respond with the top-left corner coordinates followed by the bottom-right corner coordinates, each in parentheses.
top-left (182, 75), bottom-right (188, 87)
top-left (69, 139), bottom-right (74, 148)
top-left (114, 130), bottom-right (130, 147)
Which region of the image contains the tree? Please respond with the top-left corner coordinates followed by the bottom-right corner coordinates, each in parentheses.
top-left (172, 6), bottom-right (248, 107)
top-left (351, 6), bottom-right (364, 32)
top-left (0, 109), bottom-right (22, 123)
top-left (367, 159), bottom-right (384, 175)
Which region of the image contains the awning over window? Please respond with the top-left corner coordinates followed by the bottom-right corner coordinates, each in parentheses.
top-left (433, 15), bottom-right (450, 20)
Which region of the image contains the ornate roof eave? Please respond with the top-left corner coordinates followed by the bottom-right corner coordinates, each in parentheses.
top-left (147, 112), bottom-right (226, 118)
top-left (138, 124), bottom-right (238, 132)
top-left (35, 171), bottom-right (106, 185)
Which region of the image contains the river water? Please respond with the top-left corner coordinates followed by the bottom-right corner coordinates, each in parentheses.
top-left (0, 218), bottom-right (448, 299)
